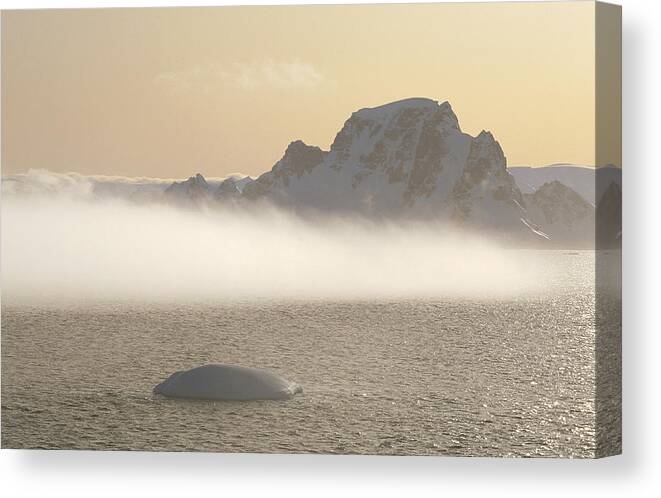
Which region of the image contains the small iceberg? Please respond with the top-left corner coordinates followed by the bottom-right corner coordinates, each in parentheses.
top-left (153, 364), bottom-right (302, 401)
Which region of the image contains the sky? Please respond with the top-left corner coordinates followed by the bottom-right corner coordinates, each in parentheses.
top-left (1, 2), bottom-right (607, 179)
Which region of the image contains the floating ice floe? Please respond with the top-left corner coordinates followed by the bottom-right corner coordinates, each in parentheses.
top-left (153, 364), bottom-right (302, 401)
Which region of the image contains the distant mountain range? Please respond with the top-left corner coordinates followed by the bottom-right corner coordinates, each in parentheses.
top-left (508, 164), bottom-right (621, 206)
top-left (2, 98), bottom-right (621, 247)
top-left (163, 98), bottom-right (621, 247)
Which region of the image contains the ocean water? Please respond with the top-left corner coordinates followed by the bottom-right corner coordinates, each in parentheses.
top-left (1, 251), bottom-right (621, 457)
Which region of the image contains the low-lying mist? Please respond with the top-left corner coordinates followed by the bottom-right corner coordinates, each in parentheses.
top-left (2, 184), bottom-right (552, 304)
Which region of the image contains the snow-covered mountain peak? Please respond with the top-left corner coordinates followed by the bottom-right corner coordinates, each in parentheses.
top-left (278, 140), bottom-right (326, 172)
top-left (326, 96), bottom-right (465, 181)
top-left (167, 173), bottom-right (209, 191)
top-left (341, 98), bottom-right (459, 136)
top-left (522, 180), bottom-right (594, 244)
top-left (233, 98), bottom-right (521, 221)
top-left (217, 176), bottom-right (240, 194)
top-left (352, 97), bottom-right (441, 120)
top-left (163, 172), bottom-right (212, 205)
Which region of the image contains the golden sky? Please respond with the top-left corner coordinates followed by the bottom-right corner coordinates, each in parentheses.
top-left (2, 2), bottom-right (602, 179)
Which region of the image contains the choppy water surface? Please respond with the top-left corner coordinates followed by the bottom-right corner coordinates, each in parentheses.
top-left (1, 251), bottom-right (620, 457)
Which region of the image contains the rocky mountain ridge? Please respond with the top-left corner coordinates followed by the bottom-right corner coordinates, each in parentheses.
top-left (160, 97), bottom-right (618, 247)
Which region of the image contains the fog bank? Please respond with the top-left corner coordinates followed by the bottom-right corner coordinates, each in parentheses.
top-left (2, 183), bottom-right (551, 303)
